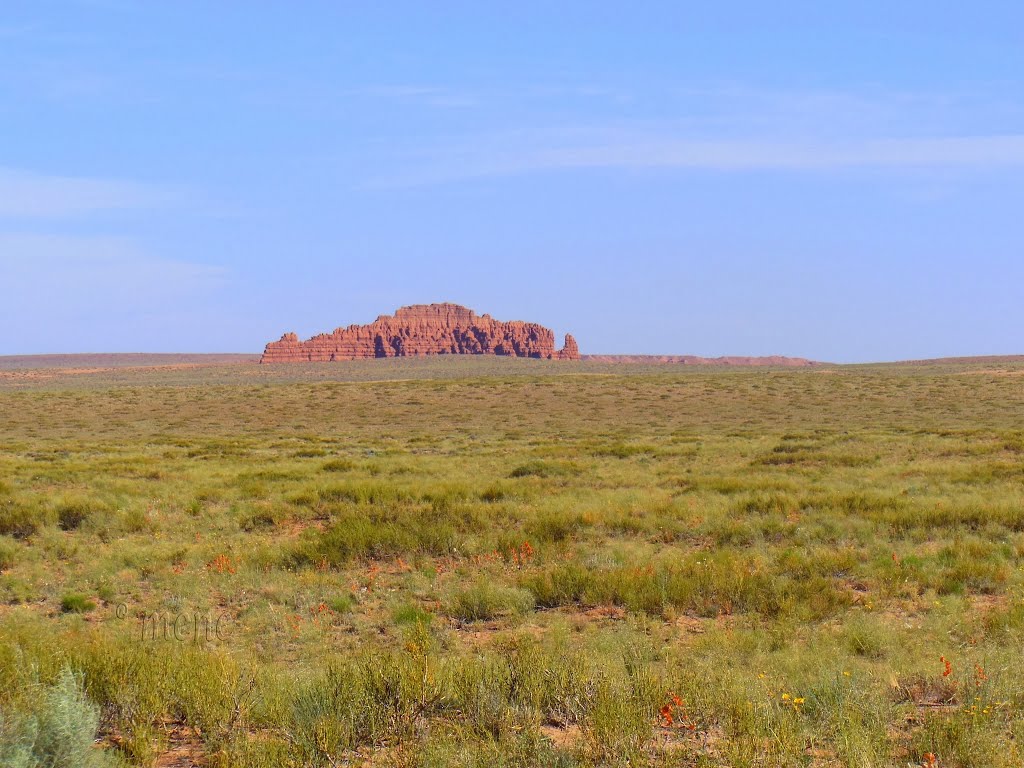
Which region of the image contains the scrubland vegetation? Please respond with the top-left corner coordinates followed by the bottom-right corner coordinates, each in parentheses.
top-left (1, 358), bottom-right (1024, 766)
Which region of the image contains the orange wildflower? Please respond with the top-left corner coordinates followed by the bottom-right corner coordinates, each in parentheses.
top-left (658, 704), bottom-right (674, 726)
top-left (657, 693), bottom-right (696, 731)
top-left (974, 664), bottom-right (987, 686)
top-left (207, 553), bottom-right (236, 574)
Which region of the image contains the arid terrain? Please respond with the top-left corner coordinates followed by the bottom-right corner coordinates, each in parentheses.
top-left (1, 356), bottom-right (1023, 767)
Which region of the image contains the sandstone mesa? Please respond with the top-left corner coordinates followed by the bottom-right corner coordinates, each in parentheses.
top-left (261, 303), bottom-right (580, 363)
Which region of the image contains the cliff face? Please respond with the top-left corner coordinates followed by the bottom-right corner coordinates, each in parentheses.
top-left (261, 304), bottom-right (580, 362)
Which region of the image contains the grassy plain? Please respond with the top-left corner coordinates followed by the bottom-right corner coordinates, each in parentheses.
top-left (1, 357), bottom-right (1024, 767)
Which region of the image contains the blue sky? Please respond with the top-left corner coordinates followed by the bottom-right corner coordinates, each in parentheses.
top-left (1, 2), bottom-right (1022, 361)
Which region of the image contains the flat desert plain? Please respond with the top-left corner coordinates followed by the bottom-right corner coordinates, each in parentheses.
top-left (1, 356), bottom-right (1024, 767)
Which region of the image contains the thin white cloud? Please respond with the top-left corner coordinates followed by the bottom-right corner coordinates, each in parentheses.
top-left (0, 168), bottom-right (180, 218)
top-left (536, 134), bottom-right (1024, 170)
top-left (367, 133), bottom-right (1024, 188)
top-left (348, 84), bottom-right (1024, 187)
top-left (355, 85), bottom-right (479, 108)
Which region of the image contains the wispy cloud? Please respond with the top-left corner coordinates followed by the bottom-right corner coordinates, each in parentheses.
top-left (0, 168), bottom-right (181, 218)
top-left (347, 84), bottom-right (1024, 187)
top-left (0, 233), bottom-right (223, 288)
top-left (339, 84), bottom-right (479, 107)
top-left (366, 132), bottom-right (1024, 188)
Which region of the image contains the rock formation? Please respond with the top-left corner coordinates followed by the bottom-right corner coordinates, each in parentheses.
top-left (261, 304), bottom-right (580, 363)
top-left (558, 334), bottom-right (579, 360)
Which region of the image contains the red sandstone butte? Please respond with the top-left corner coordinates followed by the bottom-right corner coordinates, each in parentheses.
top-left (261, 304), bottom-right (580, 362)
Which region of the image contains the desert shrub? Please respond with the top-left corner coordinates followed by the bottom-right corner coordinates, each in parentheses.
top-left (805, 675), bottom-right (893, 768)
top-left (0, 667), bottom-right (119, 768)
top-left (525, 510), bottom-right (586, 543)
top-left (509, 461), bottom-right (575, 479)
top-left (318, 482), bottom-right (414, 506)
top-left (521, 563), bottom-right (594, 608)
top-left (843, 615), bottom-right (891, 660)
top-left (118, 508), bottom-right (153, 534)
top-left (287, 489), bottom-right (319, 507)
top-left (321, 458), bottom-right (355, 472)
top-left (56, 500), bottom-right (105, 532)
top-left (910, 709), bottom-right (1011, 768)
top-left (0, 576), bottom-right (35, 604)
top-left (445, 582), bottom-right (535, 622)
top-left (0, 536), bottom-right (18, 571)
top-left (69, 637), bottom-right (256, 761)
top-left (695, 475), bottom-right (799, 495)
top-left (479, 483), bottom-right (518, 502)
top-left (773, 545), bottom-right (861, 580)
top-left (280, 654), bottom-right (431, 764)
top-left (168, 649), bottom-right (252, 750)
top-left (327, 594), bottom-right (357, 614)
top-left (934, 538), bottom-right (1011, 593)
top-left (593, 442), bottom-right (658, 459)
top-left (983, 602), bottom-right (1024, 636)
top-left (417, 730), bottom-right (564, 768)
top-left (95, 583), bottom-right (117, 603)
top-left (448, 659), bottom-right (524, 741)
top-left (581, 668), bottom-right (659, 765)
top-left (67, 638), bottom-right (165, 763)
top-left (709, 518), bottom-right (759, 547)
top-left (60, 594), bottom-right (96, 614)
top-left (517, 644), bottom-right (590, 725)
top-left (422, 484), bottom-right (472, 512)
top-left (391, 602), bottom-right (432, 626)
top-left (238, 503), bottom-right (282, 530)
top-left (293, 448), bottom-right (327, 458)
top-left (0, 500), bottom-right (48, 539)
top-left (809, 492), bottom-right (1024, 534)
top-left (288, 511), bottom-right (458, 567)
top-left (443, 638), bottom-right (593, 735)
top-left (732, 491), bottom-right (801, 517)
top-left (881, 539), bottom-right (1013, 597)
top-left (194, 488), bottom-right (224, 504)
top-left (755, 443), bottom-right (876, 467)
top-left (527, 553), bottom-right (851, 620)
top-left (604, 515), bottom-right (646, 537)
